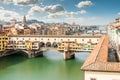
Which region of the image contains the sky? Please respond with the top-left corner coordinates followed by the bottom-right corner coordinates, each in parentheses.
top-left (0, 0), bottom-right (120, 25)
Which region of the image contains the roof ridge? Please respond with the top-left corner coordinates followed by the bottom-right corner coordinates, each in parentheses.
top-left (96, 36), bottom-right (109, 62)
top-left (81, 36), bottom-right (105, 70)
top-left (94, 36), bottom-right (106, 62)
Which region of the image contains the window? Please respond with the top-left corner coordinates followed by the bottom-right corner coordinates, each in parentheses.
top-left (97, 39), bottom-right (99, 41)
top-left (89, 39), bottom-right (91, 42)
top-left (14, 41), bottom-right (16, 44)
top-left (82, 39), bottom-right (84, 41)
top-left (90, 78), bottom-right (96, 80)
top-left (75, 39), bottom-right (77, 42)
top-left (5, 38), bottom-right (8, 40)
top-left (119, 45), bottom-right (120, 51)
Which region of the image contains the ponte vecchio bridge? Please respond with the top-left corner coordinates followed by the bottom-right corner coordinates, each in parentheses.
top-left (2, 35), bottom-right (101, 60)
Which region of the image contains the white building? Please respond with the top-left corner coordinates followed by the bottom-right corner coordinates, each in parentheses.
top-left (108, 18), bottom-right (120, 60)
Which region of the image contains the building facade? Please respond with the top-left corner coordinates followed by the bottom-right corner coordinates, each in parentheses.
top-left (108, 18), bottom-right (120, 60)
top-left (0, 34), bottom-right (8, 51)
top-left (6, 35), bottom-right (100, 51)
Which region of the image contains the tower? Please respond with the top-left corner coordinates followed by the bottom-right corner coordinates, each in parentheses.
top-left (22, 15), bottom-right (27, 27)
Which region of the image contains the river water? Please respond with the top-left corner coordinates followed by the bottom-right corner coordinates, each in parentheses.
top-left (0, 50), bottom-right (89, 80)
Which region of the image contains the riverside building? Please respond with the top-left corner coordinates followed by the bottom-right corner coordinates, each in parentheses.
top-left (0, 33), bottom-right (8, 52)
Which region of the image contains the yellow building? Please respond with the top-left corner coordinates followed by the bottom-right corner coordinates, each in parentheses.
top-left (0, 34), bottom-right (8, 51)
top-left (25, 41), bottom-right (32, 50)
top-left (57, 41), bottom-right (81, 51)
top-left (24, 28), bottom-right (31, 35)
top-left (32, 41), bottom-right (39, 50)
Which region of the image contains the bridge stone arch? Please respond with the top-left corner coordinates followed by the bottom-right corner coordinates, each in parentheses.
top-left (46, 42), bottom-right (51, 47)
top-left (10, 50), bottom-right (29, 58)
top-left (52, 42), bottom-right (58, 48)
top-left (39, 42), bottom-right (45, 47)
top-left (20, 50), bottom-right (30, 57)
top-left (16, 50), bottom-right (43, 58)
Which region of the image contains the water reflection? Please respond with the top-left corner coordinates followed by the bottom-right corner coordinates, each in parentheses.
top-left (75, 52), bottom-right (90, 61)
top-left (0, 50), bottom-right (89, 80)
top-left (42, 50), bottom-right (89, 80)
top-left (43, 50), bottom-right (63, 60)
top-left (0, 52), bottom-right (27, 71)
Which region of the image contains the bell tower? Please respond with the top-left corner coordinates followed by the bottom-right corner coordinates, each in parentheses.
top-left (22, 15), bottom-right (27, 27)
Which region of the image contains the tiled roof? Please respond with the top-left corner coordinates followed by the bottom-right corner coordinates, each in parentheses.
top-left (81, 35), bottom-right (120, 72)
top-left (110, 22), bottom-right (120, 28)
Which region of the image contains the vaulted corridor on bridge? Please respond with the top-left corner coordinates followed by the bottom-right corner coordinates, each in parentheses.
top-left (39, 42), bottom-right (45, 47)
top-left (46, 42), bottom-right (51, 47)
top-left (52, 42), bottom-right (58, 48)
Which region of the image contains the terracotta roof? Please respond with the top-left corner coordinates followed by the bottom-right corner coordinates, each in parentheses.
top-left (81, 35), bottom-right (120, 72)
top-left (110, 22), bottom-right (120, 28)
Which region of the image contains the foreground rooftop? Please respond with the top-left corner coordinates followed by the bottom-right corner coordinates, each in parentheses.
top-left (81, 35), bottom-right (120, 72)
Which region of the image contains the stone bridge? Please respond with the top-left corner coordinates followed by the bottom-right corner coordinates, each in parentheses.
top-left (1, 35), bottom-right (102, 60)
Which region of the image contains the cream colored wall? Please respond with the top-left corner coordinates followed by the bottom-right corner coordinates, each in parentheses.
top-left (85, 71), bottom-right (120, 80)
top-left (9, 36), bottom-right (99, 44)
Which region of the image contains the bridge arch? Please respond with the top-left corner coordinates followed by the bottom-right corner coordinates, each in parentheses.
top-left (52, 42), bottom-right (58, 48)
top-left (9, 50), bottom-right (29, 58)
top-left (46, 42), bottom-right (51, 47)
top-left (19, 50), bottom-right (29, 57)
top-left (39, 42), bottom-right (45, 47)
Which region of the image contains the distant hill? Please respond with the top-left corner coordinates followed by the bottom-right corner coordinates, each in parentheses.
top-left (0, 19), bottom-right (70, 26)
top-left (0, 20), bottom-right (9, 25)
top-left (26, 19), bottom-right (45, 24)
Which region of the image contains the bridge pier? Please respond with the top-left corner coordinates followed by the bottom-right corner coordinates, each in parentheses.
top-left (27, 50), bottom-right (43, 58)
top-left (0, 50), bottom-right (19, 57)
top-left (63, 51), bottom-right (75, 60)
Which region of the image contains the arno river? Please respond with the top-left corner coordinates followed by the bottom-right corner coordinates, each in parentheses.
top-left (0, 50), bottom-right (89, 80)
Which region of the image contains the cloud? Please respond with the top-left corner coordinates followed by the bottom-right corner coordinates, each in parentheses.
top-left (0, 0), bottom-right (38, 6)
top-left (28, 5), bottom-right (44, 16)
top-left (39, 16), bottom-right (107, 25)
top-left (44, 4), bottom-right (65, 13)
top-left (47, 10), bottom-right (86, 18)
top-left (118, 12), bottom-right (120, 15)
top-left (60, 0), bottom-right (64, 1)
top-left (65, 17), bottom-right (85, 23)
top-left (28, 4), bottom-right (86, 18)
top-left (0, 7), bottom-right (21, 21)
top-left (28, 4), bottom-right (65, 16)
top-left (81, 9), bottom-right (87, 14)
top-left (0, 6), bottom-right (4, 10)
top-left (76, 1), bottom-right (93, 8)
top-left (38, 16), bottom-right (85, 25)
